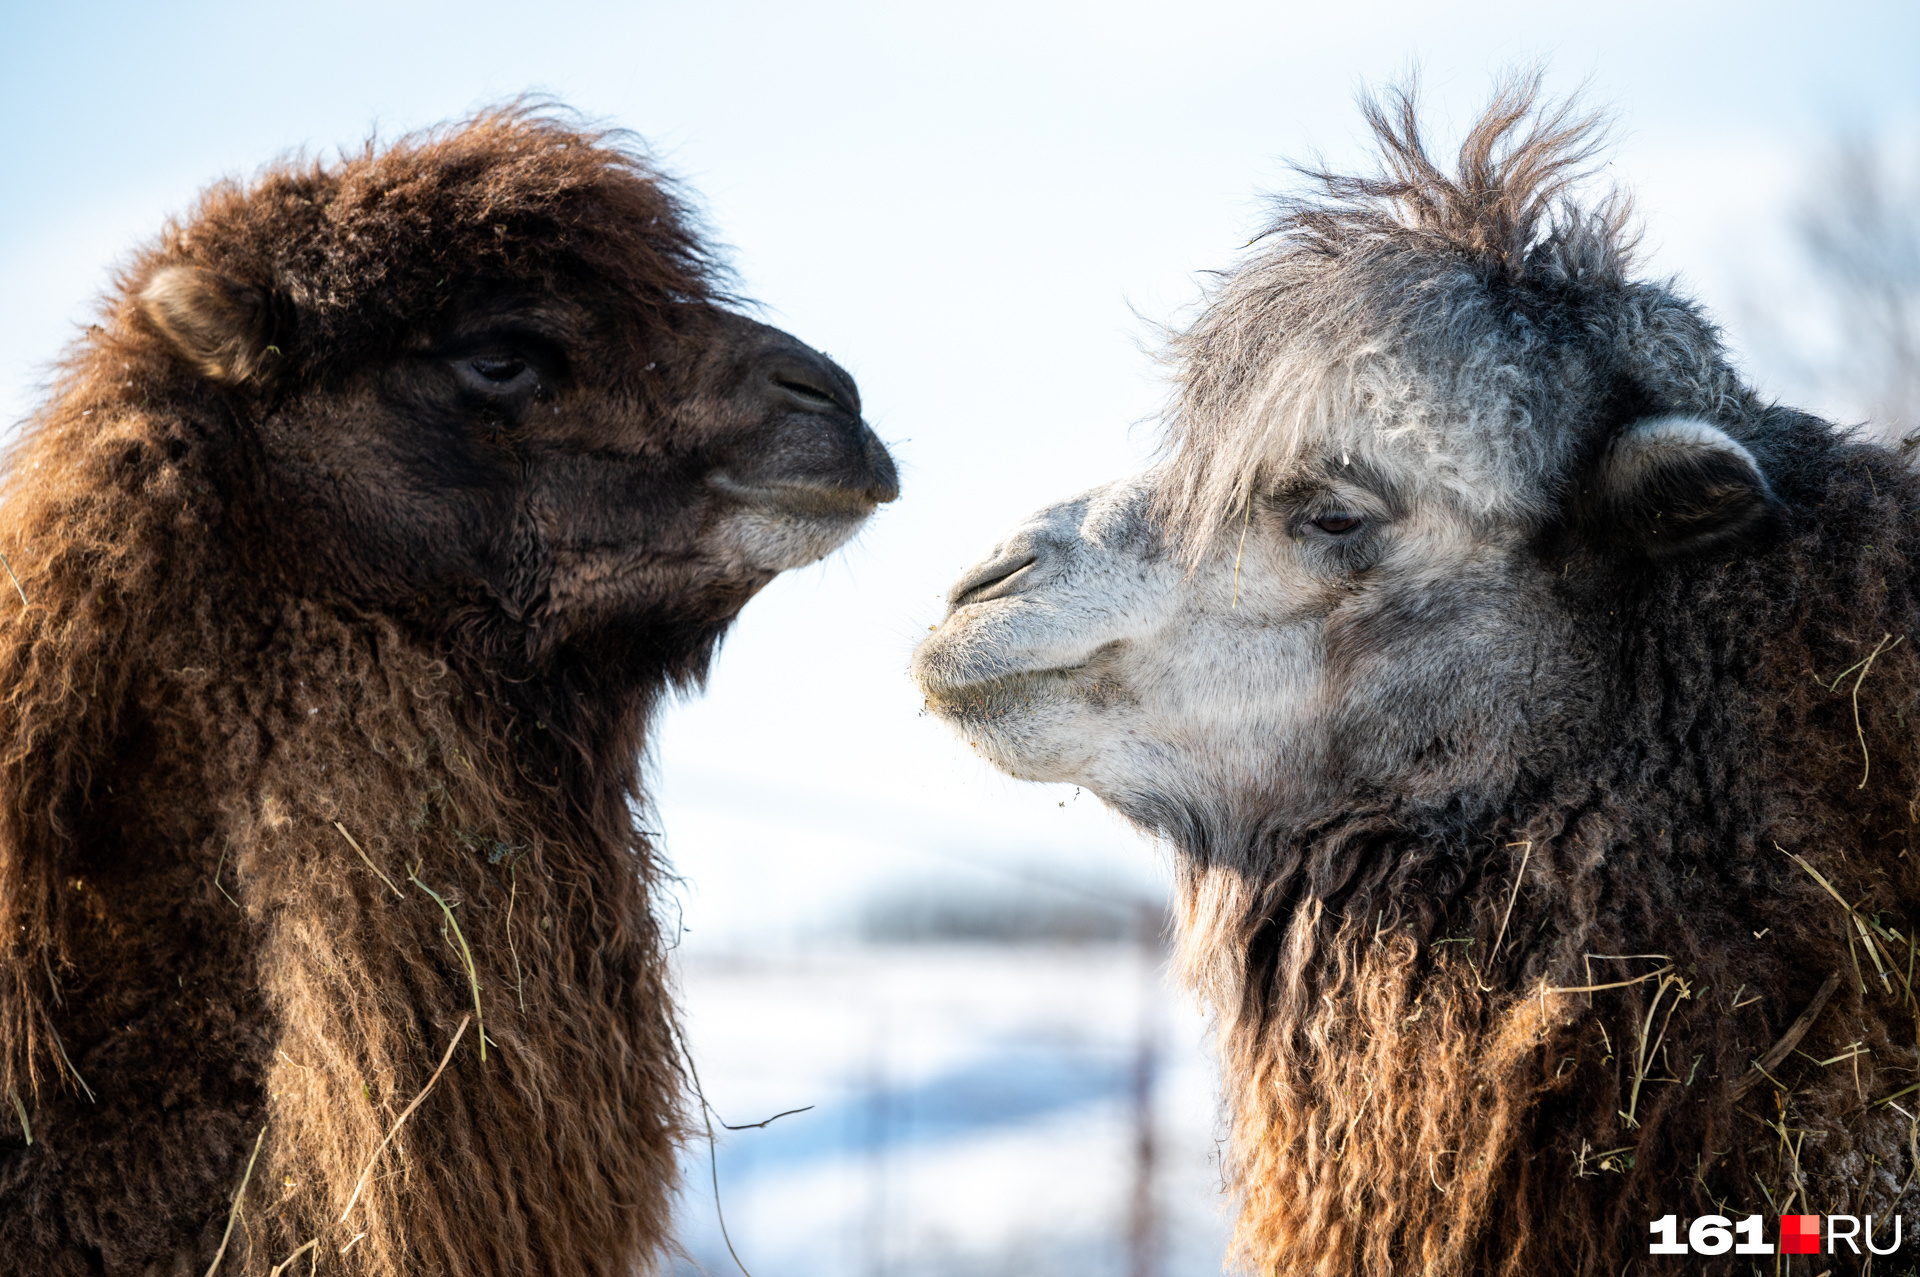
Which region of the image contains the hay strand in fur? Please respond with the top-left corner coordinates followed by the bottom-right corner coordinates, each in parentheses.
top-left (340, 1014), bottom-right (470, 1222)
top-left (45, 1025), bottom-right (90, 1103)
top-left (1229, 487), bottom-right (1253, 609)
top-left (267, 1239), bottom-right (318, 1277)
top-left (1775, 844), bottom-right (1908, 994)
top-left (1480, 840), bottom-right (1531, 990)
top-left (0, 551), bottom-right (27, 608)
top-left (719, 1105), bottom-right (816, 1132)
top-left (1538, 964), bottom-right (1673, 996)
top-left (336, 821), bottom-right (402, 898)
top-left (1736, 972), bottom-right (1843, 1099)
top-left (204, 1123), bottom-right (268, 1277)
top-left (1623, 972), bottom-right (1689, 1128)
top-left (409, 865), bottom-right (485, 1060)
top-left (506, 862), bottom-right (525, 1013)
top-left (1830, 632), bottom-right (1904, 787)
top-left (211, 842), bottom-right (241, 910)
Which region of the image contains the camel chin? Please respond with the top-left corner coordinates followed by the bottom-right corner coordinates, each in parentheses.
top-left (709, 483), bottom-right (887, 572)
top-left (707, 393), bottom-right (900, 573)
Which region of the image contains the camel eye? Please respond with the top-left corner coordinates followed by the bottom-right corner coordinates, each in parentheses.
top-left (469, 356), bottom-right (528, 384)
top-left (1309, 513), bottom-right (1363, 536)
top-left (450, 351), bottom-right (541, 400)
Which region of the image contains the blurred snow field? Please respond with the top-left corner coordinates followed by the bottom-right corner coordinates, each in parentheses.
top-left (668, 930), bottom-right (1233, 1277)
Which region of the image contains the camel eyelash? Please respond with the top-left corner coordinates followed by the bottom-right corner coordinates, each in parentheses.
top-left (1305, 512), bottom-right (1366, 536)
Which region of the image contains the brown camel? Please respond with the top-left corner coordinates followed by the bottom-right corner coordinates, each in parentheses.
top-left (0, 108), bottom-right (897, 1275)
top-left (916, 81), bottom-right (1920, 1274)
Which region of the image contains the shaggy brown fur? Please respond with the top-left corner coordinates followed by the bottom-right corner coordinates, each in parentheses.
top-left (0, 109), bottom-right (894, 1274)
top-left (1185, 507), bottom-right (1920, 1275)
top-left (1165, 87), bottom-right (1920, 1275)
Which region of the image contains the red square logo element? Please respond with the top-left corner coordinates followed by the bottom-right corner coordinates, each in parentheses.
top-left (1781, 1215), bottom-right (1820, 1255)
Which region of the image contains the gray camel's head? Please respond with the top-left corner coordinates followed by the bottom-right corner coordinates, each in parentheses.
top-left (913, 82), bottom-right (1775, 847)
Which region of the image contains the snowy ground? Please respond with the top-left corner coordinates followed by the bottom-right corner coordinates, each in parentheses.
top-left (668, 943), bottom-right (1235, 1277)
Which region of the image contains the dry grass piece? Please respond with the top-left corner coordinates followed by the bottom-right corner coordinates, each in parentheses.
top-left (7, 1089), bottom-right (27, 1145)
top-left (340, 1014), bottom-right (470, 1222)
top-left (267, 1239), bottom-right (317, 1277)
top-left (1735, 972), bottom-right (1844, 1099)
top-left (408, 864), bottom-right (485, 1060)
top-left (506, 863), bottom-right (525, 1013)
top-left (204, 1123), bottom-right (268, 1277)
top-left (1824, 631), bottom-right (1905, 788)
top-left (211, 842), bottom-right (241, 910)
top-left (1622, 972), bottom-right (1690, 1128)
top-left (1479, 841), bottom-right (1531, 991)
top-left (1775, 844), bottom-right (1919, 1045)
top-left (45, 1028), bottom-right (91, 1103)
top-left (0, 550), bottom-right (28, 608)
top-left (1538, 964), bottom-right (1674, 997)
top-left (335, 822), bottom-right (402, 898)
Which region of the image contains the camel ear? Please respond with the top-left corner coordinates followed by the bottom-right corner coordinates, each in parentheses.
top-left (137, 265), bottom-right (288, 386)
top-left (1586, 416), bottom-right (1780, 561)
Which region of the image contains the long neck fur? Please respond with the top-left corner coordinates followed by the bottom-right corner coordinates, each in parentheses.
top-left (0, 334), bottom-right (687, 1272)
top-left (1171, 439), bottom-right (1920, 1276)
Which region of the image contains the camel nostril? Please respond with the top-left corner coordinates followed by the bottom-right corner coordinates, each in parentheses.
top-left (763, 347), bottom-right (858, 417)
top-left (950, 553), bottom-right (1040, 608)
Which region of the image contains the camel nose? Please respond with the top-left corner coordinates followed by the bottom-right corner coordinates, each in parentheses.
top-left (752, 343), bottom-right (899, 506)
top-left (762, 352), bottom-right (856, 417)
top-left (948, 544), bottom-right (1043, 608)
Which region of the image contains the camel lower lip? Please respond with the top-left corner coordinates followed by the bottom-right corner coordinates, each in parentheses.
top-left (919, 664), bottom-right (1090, 713)
top-left (708, 473), bottom-right (878, 518)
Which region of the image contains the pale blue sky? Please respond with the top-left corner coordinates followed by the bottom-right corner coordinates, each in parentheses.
top-left (4, 2), bottom-right (1917, 945)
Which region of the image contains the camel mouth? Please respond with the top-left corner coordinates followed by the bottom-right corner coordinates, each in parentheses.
top-left (914, 634), bottom-right (1128, 720)
top-left (948, 554), bottom-right (1039, 607)
top-left (916, 664), bottom-right (1089, 720)
top-left (706, 472), bottom-right (886, 520)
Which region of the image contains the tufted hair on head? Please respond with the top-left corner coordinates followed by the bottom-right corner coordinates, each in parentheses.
top-left (126, 103), bottom-right (723, 393)
top-left (1154, 74), bottom-right (1740, 564)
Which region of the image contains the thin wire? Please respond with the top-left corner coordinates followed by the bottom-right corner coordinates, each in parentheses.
top-left (678, 1033), bottom-right (757, 1277)
top-left (910, 840), bottom-right (1154, 909)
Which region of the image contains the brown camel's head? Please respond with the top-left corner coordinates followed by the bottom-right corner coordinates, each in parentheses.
top-left (1, 104), bottom-right (893, 1277)
top-left (122, 108), bottom-right (896, 679)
